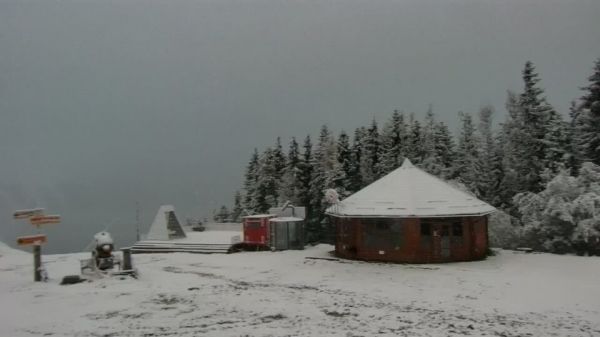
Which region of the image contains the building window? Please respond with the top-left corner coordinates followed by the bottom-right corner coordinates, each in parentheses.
top-left (421, 222), bottom-right (432, 236)
top-left (362, 219), bottom-right (402, 250)
top-left (376, 221), bottom-right (390, 231)
top-left (452, 221), bottom-right (464, 244)
top-left (390, 222), bottom-right (402, 249)
top-left (452, 222), bottom-right (463, 236)
top-left (420, 221), bottom-right (432, 246)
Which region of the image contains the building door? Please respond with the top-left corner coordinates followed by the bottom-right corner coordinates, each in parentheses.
top-left (432, 223), bottom-right (451, 261)
top-left (440, 225), bottom-right (451, 258)
top-left (275, 222), bottom-right (288, 250)
top-left (337, 218), bottom-right (358, 257)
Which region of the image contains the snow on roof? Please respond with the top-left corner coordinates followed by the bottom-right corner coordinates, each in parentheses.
top-left (270, 217), bottom-right (304, 222)
top-left (242, 214), bottom-right (275, 219)
top-left (146, 205), bottom-right (187, 240)
top-left (326, 159), bottom-right (495, 218)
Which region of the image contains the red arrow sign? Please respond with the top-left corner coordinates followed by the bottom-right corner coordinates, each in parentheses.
top-left (30, 215), bottom-right (61, 225)
top-left (17, 234), bottom-right (47, 246)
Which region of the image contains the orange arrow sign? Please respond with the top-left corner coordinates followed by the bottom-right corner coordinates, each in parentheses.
top-left (17, 234), bottom-right (47, 246)
top-left (30, 215), bottom-right (61, 225)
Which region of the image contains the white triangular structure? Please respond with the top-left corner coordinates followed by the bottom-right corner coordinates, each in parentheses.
top-left (146, 205), bottom-right (187, 240)
top-left (326, 159), bottom-right (495, 218)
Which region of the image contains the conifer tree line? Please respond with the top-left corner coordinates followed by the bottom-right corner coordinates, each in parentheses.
top-left (218, 59), bottom-right (600, 253)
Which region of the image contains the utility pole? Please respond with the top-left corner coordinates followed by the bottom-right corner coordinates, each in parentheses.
top-left (135, 201), bottom-right (140, 242)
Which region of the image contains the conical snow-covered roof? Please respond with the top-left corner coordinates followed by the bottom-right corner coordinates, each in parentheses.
top-left (326, 159), bottom-right (495, 218)
top-left (146, 205), bottom-right (187, 240)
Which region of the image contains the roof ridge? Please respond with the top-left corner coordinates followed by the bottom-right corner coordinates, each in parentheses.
top-left (325, 159), bottom-right (495, 217)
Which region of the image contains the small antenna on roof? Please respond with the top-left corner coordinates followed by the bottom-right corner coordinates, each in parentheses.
top-left (324, 189), bottom-right (340, 204)
top-left (280, 200), bottom-right (296, 217)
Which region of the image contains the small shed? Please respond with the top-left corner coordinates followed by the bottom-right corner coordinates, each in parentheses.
top-left (241, 205), bottom-right (306, 250)
top-left (326, 159), bottom-right (495, 263)
top-left (268, 205), bottom-right (306, 250)
top-left (269, 217), bottom-right (305, 250)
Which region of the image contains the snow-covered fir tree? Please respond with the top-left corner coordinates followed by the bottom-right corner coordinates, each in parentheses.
top-left (517, 61), bottom-right (563, 192)
top-left (498, 91), bottom-right (530, 209)
top-left (433, 121), bottom-right (455, 179)
top-left (214, 205), bottom-right (230, 223)
top-left (567, 101), bottom-right (583, 175)
top-left (476, 105), bottom-right (502, 203)
top-left (242, 149), bottom-right (260, 212)
top-left (336, 131), bottom-right (354, 197)
top-left (377, 110), bottom-right (408, 176)
top-left (230, 191), bottom-right (243, 222)
top-left (273, 137), bottom-right (287, 182)
top-left (406, 114), bottom-right (425, 165)
top-left (420, 107), bottom-right (447, 177)
top-left (492, 127), bottom-right (508, 208)
top-left (278, 137), bottom-right (303, 205)
top-left (360, 119), bottom-right (381, 184)
top-left (349, 127), bottom-right (365, 192)
top-left (308, 125), bottom-right (342, 240)
top-left (453, 111), bottom-right (481, 195)
top-left (298, 135), bottom-right (314, 222)
top-left (574, 58), bottom-right (600, 166)
top-left (541, 109), bottom-right (570, 180)
top-left (255, 147), bottom-right (280, 212)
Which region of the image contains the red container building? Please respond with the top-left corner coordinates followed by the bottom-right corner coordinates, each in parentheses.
top-left (326, 159), bottom-right (495, 263)
top-left (242, 214), bottom-right (274, 246)
top-left (242, 206), bottom-right (306, 251)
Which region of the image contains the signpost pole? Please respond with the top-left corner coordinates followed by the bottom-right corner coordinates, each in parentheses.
top-left (33, 244), bottom-right (41, 282)
top-left (13, 208), bottom-right (59, 282)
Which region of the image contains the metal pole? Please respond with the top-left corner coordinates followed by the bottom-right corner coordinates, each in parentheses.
top-left (122, 248), bottom-right (132, 270)
top-left (33, 244), bottom-right (41, 282)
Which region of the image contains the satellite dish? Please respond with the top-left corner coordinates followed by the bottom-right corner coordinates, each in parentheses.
top-left (324, 189), bottom-right (340, 205)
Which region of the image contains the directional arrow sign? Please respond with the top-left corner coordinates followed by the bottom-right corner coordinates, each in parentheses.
top-left (30, 215), bottom-right (61, 226)
top-left (17, 234), bottom-right (47, 246)
top-left (13, 208), bottom-right (45, 219)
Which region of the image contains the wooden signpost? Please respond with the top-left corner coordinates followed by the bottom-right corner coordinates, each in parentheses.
top-left (17, 234), bottom-right (48, 246)
top-left (30, 215), bottom-right (61, 226)
top-left (13, 208), bottom-right (61, 282)
top-left (16, 234), bottom-right (48, 282)
top-left (13, 208), bottom-right (44, 219)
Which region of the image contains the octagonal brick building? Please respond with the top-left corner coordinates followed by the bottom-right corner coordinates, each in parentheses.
top-left (326, 159), bottom-right (496, 263)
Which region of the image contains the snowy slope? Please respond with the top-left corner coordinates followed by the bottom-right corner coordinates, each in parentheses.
top-left (1, 243), bottom-right (599, 336)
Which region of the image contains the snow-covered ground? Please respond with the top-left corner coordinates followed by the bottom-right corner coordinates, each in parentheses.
top-left (1, 241), bottom-right (599, 337)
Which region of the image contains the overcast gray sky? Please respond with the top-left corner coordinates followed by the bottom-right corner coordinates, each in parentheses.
top-left (1, 0), bottom-right (599, 252)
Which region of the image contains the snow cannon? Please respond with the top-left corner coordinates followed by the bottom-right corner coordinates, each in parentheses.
top-left (92, 231), bottom-right (115, 270)
top-left (79, 231), bottom-right (137, 279)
